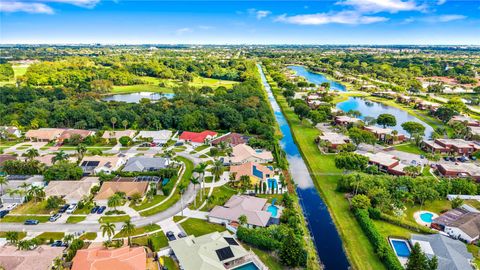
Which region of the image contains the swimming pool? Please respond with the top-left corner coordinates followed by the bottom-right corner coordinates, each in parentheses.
top-left (267, 178), bottom-right (277, 189)
top-left (420, 212), bottom-right (434, 223)
top-left (233, 262), bottom-right (260, 270)
top-left (391, 239), bottom-right (411, 257)
top-left (267, 205), bottom-right (279, 217)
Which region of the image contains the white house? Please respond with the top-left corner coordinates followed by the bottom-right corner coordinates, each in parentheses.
top-left (443, 213), bottom-right (480, 243)
top-left (134, 130), bottom-right (173, 145)
top-left (80, 155), bottom-right (126, 175)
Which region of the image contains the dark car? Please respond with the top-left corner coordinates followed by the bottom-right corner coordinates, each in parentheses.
top-left (49, 213), bottom-right (62, 222)
top-left (174, 142), bottom-right (184, 147)
top-left (177, 232), bottom-right (187, 238)
top-left (443, 156), bottom-right (450, 161)
top-left (90, 206), bottom-right (99, 214)
top-left (0, 210), bottom-right (9, 218)
top-left (24, 219), bottom-right (39, 225)
top-left (50, 240), bottom-right (67, 247)
top-left (471, 156), bottom-right (477, 161)
top-left (449, 157), bottom-right (456, 162)
top-left (97, 206), bottom-right (106, 214)
top-left (58, 204), bottom-right (70, 213)
top-left (166, 231), bottom-right (176, 241)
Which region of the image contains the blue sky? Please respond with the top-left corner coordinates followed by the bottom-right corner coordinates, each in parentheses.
top-left (1, 0), bottom-right (479, 44)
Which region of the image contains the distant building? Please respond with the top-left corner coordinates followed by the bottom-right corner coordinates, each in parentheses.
top-left (56, 129), bottom-right (95, 145)
top-left (80, 155), bottom-right (126, 175)
top-left (179, 130), bottom-right (218, 145)
top-left (334, 115), bottom-right (361, 126)
top-left (25, 128), bottom-right (64, 142)
top-left (0, 126), bottom-right (21, 139)
top-left (422, 139), bottom-right (479, 155)
top-left (211, 132), bottom-right (249, 147)
top-left (72, 246), bottom-right (146, 270)
top-left (122, 157), bottom-right (170, 172)
top-left (436, 163), bottom-right (480, 181)
top-left (230, 162), bottom-right (274, 185)
top-left (318, 132), bottom-right (350, 150)
top-left (45, 177), bottom-right (99, 204)
top-left (0, 245), bottom-right (65, 270)
top-left (101, 130), bottom-right (136, 140)
top-left (134, 130), bottom-right (173, 145)
top-left (0, 175), bottom-right (44, 204)
top-left (449, 115), bottom-right (480, 127)
top-left (361, 152), bottom-right (406, 176)
top-left (363, 126), bottom-right (406, 144)
top-left (227, 144), bottom-right (273, 165)
top-left (94, 181), bottom-right (149, 205)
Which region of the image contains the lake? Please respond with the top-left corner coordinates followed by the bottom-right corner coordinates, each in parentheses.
top-left (287, 65), bottom-right (347, 92)
top-left (336, 97), bottom-right (434, 138)
top-left (259, 64), bottom-right (350, 269)
top-left (103, 92), bottom-right (174, 103)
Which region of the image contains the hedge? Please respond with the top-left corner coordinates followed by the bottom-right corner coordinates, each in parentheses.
top-left (354, 209), bottom-right (403, 270)
top-left (236, 227), bottom-right (282, 251)
top-left (378, 213), bottom-right (437, 234)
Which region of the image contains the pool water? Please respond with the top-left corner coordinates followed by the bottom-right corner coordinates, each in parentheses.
top-left (391, 240), bottom-right (411, 257)
top-left (233, 262), bottom-right (260, 270)
top-left (267, 178), bottom-right (277, 189)
top-left (267, 205), bottom-right (279, 217)
top-left (420, 212), bottom-right (434, 223)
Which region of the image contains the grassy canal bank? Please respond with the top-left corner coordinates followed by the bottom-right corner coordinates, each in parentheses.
top-left (262, 69), bottom-right (386, 270)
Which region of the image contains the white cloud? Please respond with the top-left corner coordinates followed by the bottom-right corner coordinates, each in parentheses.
top-left (0, 1), bottom-right (54, 14)
top-left (337, 0), bottom-right (423, 13)
top-left (46, 0), bottom-right (100, 8)
top-left (424, 14), bottom-right (466, 22)
top-left (198, 25), bottom-right (213, 30)
top-left (275, 11), bottom-right (388, 25)
top-left (176, 28), bottom-right (193, 35)
top-left (248, 8), bottom-right (271, 20)
top-left (437, 0), bottom-right (447, 5)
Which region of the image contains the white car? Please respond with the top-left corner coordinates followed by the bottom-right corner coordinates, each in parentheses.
top-left (66, 203), bottom-right (77, 214)
top-left (5, 203), bottom-right (18, 211)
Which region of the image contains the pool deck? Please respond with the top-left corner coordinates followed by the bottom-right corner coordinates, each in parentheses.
top-left (413, 210), bottom-right (438, 227)
top-left (388, 238), bottom-right (411, 267)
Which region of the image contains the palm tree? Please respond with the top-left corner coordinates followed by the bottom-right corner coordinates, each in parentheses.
top-left (17, 240), bottom-right (33, 250)
top-left (107, 194), bottom-right (122, 211)
top-left (194, 163), bottom-right (208, 201)
top-left (19, 182), bottom-right (30, 194)
top-left (27, 185), bottom-right (45, 203)
top-left (238, 214), bottom-right (248, 226)
top-left (211, 159), bottom-right (224, 183)
top-left (178, 184), bottom-right (186, 216)
top-left (110, 117), bottom-right (117, 130)
top-left (5, 231), bottom-right (19, 245)
top-left (76, 144), bottom-right (87, 164)
top-left (121, 120), bottom-right (129, 130)
top-left (190, 176), bottom-right (200, 208)
top-left (0, 176), bottom-right (8, 196)
top-left (25, 148), bottom-right (39, 161)
top-left (6, 189), bottom-right (20, 201)
top-left (52, 150), bottom-right (68, 164)
top-left (100, 222), bottom-right (116, 241)
top-left (121, 220), bottom-right (135, 246)
top-left (63, 234), bottom-right (74, 245)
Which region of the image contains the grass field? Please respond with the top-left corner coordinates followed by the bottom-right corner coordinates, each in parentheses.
top-left (268, 75), bottom-right (385, 270)
top-left (99, 215), bottom-right (131, 223)
top-left (0, 231), bottom-right (27, 240)
top-left (10, 201), bottom-right (54, 215)
top-left (35, 232), bottom-right (65, 242)
top-left (131, 232), bottom-right (168, 251)
top-left (79, 232), bottom-right (97, 241)
top-left (179, 218), bottom-right (226, 237)
top-left (394, 143), bottom-right (426, 155)
top-left (114, 224), bottom-right (161, 238)
top-left (161, 256), bottom-right (180, 270)
top-left (131, 195), bottom-right (167, 211)
top-left (0, 215), bottom-right (50, 223)
top-left (245, 244), bottom-right (284, 270)
top-left (66, 216), bottom-right (87, 224)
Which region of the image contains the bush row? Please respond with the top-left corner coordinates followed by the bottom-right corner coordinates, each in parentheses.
top-left (378, 212), bottom-right (436, 234)
top-left (236, 226), bottom-right (282, 251)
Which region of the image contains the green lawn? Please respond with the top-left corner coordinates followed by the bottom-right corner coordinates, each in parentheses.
top-left (0, 231), bottom-right (27, 240)
top-left (373, 220), bottom-right (418, 239)
top-left (0, 215), bottom-right (50, 223)
top-left (131, 232), bottom-right (169, 251)
top-left (36, 232), bottom-right (65, 240)
top-left (403, 200), bottom-right (451, 223)
top-left (13, 65), bottom-right (28, 77)
top-left (245, 244), bottom-right (284, 270)
top-left (269, 79), bottom-right (385, 270)
top-left (179, 218), bottom-right (226, 237)
top-left (394, 143), bottom-right (426, 155)
top-left (10, 201), bottom-right (54, 215)
top-left (194, 144), bottom-right (209, 152)
top-left (73, 206), bottom-right (93, 215)
top-left (140, 157), bottom-right (193, 216)
top-left (467, 244), bottom-right (480, 269)
top-left (161, 256), bottom-right (180, 270)
top-left (114, 224), bottom-right (161, 238)
top-left (79, 232), bottom-right (97, 241)
top-left (198, 184), bottom-right (238, 211)
top-left (99, 215), bottom-right (131, 223)
top-left (66, 216), bottom-right (87, 224)
top-left (131, 195), bottom-right (167, 211)
top-left (112, 84), bottom-right (173, 94)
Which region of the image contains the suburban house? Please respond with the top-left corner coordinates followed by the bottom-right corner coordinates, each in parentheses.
top-left (32, 154), bottom-right (56, 167)
top-left (334, 115), bottom-right (361, 126)
top-left (227, 144), bottom-right (273, 165)
top-left (56, 129), bottom-right (95, 145)
top-left (44, 177), bottom-right (99, 204)
top-left (318, 132), bottom-right (350, 151)
top-left (101, 130), bottom-right (136, 140)
top-left (361, 152), bottom-right (406, 176)
top-left (211, 132), bottom-right (249, 147)
top-left (80, 155), bottom-right (126, 175)
top-left (134, 130), bottom-right (172, 145)
top-left (25, 128), bottom-right (64, 142)
top-left (169, 231), bottom-right (259, 270)
top-left (208, 195), bottom-right (274, 228)
top-left (0, 245), bottom-right (65, 270)
top-left (449, 115), bottom-right (480, 127)
top-left (431, 207), bottom-right (480, 243)
top-left (94, 181), bottom-right (149, 205)
top-left (396, 94), bottom-right (416, 104)
top-left (179, 130), bottom-right (218, 145)
top-left (414, 100), bottom-right (440, 112)
top-left (0, 126), bottom-right (21, 139)
top-left (422, 139), bottom-right (479, 155)
top-left (230, 162), bottom-right (274, 185)
top-left (471, 126), bottom-right (480, 138)
top-left (436, 163), bottom-right (480, 181)
top-left (122, 157), bottom-right (170, 172)
top-left (71, 246), bottom-right (146, 270)
top-left (363, 126), bottom-right (406, 144)
top-left (0, 175), bottom-right (44, 204)
top-left (410, 234), bottom-right (473, 270)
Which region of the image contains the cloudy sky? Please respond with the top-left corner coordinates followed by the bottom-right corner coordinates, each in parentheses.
top-left (1, 0), bottom-right (479, 44)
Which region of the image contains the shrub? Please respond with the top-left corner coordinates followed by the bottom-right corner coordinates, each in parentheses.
top-left (379, 213), bottom-right (436, 234)
top-left (236, 226), bottom-right (282, 251)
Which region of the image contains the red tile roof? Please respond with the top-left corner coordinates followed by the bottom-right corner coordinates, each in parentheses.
top-left (179, 130), bottom-right (218, 143)
top-left (72, 246), bottom-right (146, 270)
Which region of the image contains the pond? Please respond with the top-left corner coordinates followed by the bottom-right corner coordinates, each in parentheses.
top-left (102, 92), bottom-right (174, 103)
top-left (258, 64), bottom-right (350, 269)
top-left (287, 65), bottom-right (347, 92)
top-left (336, 97), bottom-right (434, 138)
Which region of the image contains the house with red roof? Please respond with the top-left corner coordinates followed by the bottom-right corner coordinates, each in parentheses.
top-left (179, 130), bottom-right (218, 145)
top-left (71, 246), bottom-right (146, 270)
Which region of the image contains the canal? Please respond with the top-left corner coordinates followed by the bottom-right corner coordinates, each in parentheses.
top-left (258, 64), bottom-right (350, 270)
top-left (103, 92), bottom-right (174, 103)
top-left (287, 65), bottom-right (347, 92)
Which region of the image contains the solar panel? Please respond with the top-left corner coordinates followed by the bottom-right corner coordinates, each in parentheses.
top-left (223, 237), bottom-right (238, 246)
top-left (81, 161), bottom-right (88, 166)
top-left (88, 161), bottom-right (100, 166)
top-left (215, 247), bottom-right (234, 261)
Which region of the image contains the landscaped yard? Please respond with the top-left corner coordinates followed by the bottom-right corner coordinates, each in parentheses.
top-left (10, 201), bottom-right (55, 215)
top-left (79, 232), bottom-right (97, 241)
top-left (131, 195), bottom-right (167, 211)
top-left (99, 215), bottom-right (131, 223)
top-left (403, 200), bottom-right (451, 224)
top-left (35, 232), bottom-right (65, 243)
top-left (0, 231), bottom-right (27, 240)
top-left (192, 184), bottom-right (238, 211)
top-left (179, 218), bottom-right (226, 237)
top-left (114, 224), bottom-right (161, 238)
top-left (194, 144), bottom-right (209, 152)
top-left (66, 216), bottom-right (87, 224)
top-left (394, 143), bottom-right (426, 155)
top-left (161, 256), bottom-right (180, 270)
top-left (131, 232), bottom-right (168, 251)
top-left (244, 244), bottom-right (284, 270)
top-left (0, 215), bottom-right (50, 223)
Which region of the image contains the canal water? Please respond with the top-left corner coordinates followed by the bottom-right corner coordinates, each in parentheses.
top-left (288, 65), bottom-right (347, 92)
top-left (337, 97), bottom-right (434, 139)
top-left (258, 64), bottom-right (350, 270)
top-left (103, 92), bottom-right (174, 103)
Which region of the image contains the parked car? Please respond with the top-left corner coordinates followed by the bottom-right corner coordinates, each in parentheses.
top-left (177, 232), bottom-right (187, 238)
top-left (443, 156), bottom-right (450, 161)
top-left (166, 231), bottom-right (176, 241)
top-left (58, 204), bottom-right (70, 213)
top-left (420, 155), bottom-right (425, 159)
top-left (174, 142), bottom-right (184, 146)
top-left (66, 203), bottom-right (77, 214)
top-left (458, 156), bottom-right (468, 162)
top-left (50, 240), bottom-right (67, 247)
top-left (5, 203), bottom-right (18, 211)
top-left (49, 213), bottom-right (62, 222)
top-left (24, 219), bottom-right (39, 225)
top-left (0, 210), bottom-right (9, 218)
top-left (97, 206), bottom-right (106, 214)
top-left (471, 156), bottom-right (477, 161)
top-left (139, 142), bottom-right (151, 147)
top-left (90, 206), bottom-right (99, 214)
top-left (449, 157), bottom-right (456, 162)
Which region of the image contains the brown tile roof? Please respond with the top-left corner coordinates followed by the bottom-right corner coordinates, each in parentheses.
top-left (0, 245), bottom-right (64, 270)
top-left (211, 132), bottom-right (249, 146)
top-left (0, 154), bottom-right (16, 166)
top-left (72, 246), bottom-right (146, 270)
top-left (25, 128), bottom-right (64, 141)
top-left (94, 181), bottom-right (148, 200)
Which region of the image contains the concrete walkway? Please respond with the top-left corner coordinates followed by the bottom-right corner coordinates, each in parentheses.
top-left (177, 208), bottom-right (209, 220)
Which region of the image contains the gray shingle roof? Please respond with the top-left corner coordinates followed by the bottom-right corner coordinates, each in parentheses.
top-left (122, 157), bottom-right (169, 172)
